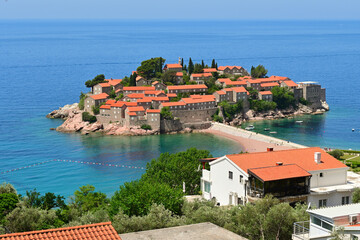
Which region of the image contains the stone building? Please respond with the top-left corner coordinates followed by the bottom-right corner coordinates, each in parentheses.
top-left (258, 91), bottom-right (273, 101)
top-left (217, 66), bottom-right (248, 76)
top-left (167, 84), bottom-right (208, 94)
top-left (84, 93), bottom-right (109, 113)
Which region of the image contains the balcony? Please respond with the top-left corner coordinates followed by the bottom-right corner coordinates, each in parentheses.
top-left (292, 221), bottom-right (309, 240)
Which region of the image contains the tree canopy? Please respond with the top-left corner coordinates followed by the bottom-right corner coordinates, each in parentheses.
top-left (160, 107), bottom-right (173, 120)
top-left (271, 86), bottom-right (295, 109)
top-left (85, 74), bottom-right (105, 90)
top-left (137, 57), bottom-right (165, 79)
top-left (251, 65), bottom-right (268, 78)
top-left (161, 70), bottom-right (177, 85)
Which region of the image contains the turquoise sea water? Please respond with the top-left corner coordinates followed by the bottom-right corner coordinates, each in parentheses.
top-left (1, 20), bottom-right (360, 197)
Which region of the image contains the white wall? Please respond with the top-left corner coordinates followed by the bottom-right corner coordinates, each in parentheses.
top-left (207, 158), bottom-right (248, 206)
top-left (309, 168), bottom-right (348, 188)
top-left (308, 191), bottom-right (353, 208)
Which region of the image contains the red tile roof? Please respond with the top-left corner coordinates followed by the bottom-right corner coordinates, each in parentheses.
top-left (191, 73), bottom-right (212, 78)
top-left (225, 147), bottom-right (348, 173)
top-left (181, 97), bottom-right (215, 104)
top-left (176, 72), bottom-right (183, 77)
top-left (247, 79), bottom-right (262, 84)
top-left (190, 95), bottom-right (216, 100)
top-left (89, 93), bottom-right (109, 100)
top-left (99, 82), bottom-right (111, 87)
top-left (282, 80), bottom-right (298, 87)
top-left (127, 106), bottom-right (145, 112)
top-left (146, 109), bottom-right (161, 113)
top-left (167, 84), bottom-right (208, 90)
top-left (218, 66), bottom-right (244, 71)
top-left (217, 78), bottom-right (231, 83)
top-left (100, 105), bottom-right (111, 109)
top-left (126, 93), bottom-right (145, 99)
top-left (164, 64), bottom-right (182, 69)
top-left (144, 90), bottom-right (161, 95)
top-left (248, 164), bottom-right (312, 182)
top-left (203, 68), bottom-right (217, 73)
top-left (223, 88), bottom-right (234, 92)
top-left (106, 79), bottom-right (122, 86)
top-left (110, 101), bottom-right (126, 107)
top-left (231, 87), bottom-right (248, 93)
top-left (268, 75), bottom-right (289, 81)
top-left (167, 93), bottom-right (177, 97)
top-left (123, 102), bottom-right (138, 107)
top-left (259, 91), bottom-right (272, 95)
top-left (261, 82), bottom-right (279, 87)
top-left (215, 90), bottom-right (226, 95)
top-left (136, 76), bottom-right (145, 81)
top-left (152, 81), bottom-right (159, 85)
top-left (128, 112), bottom-right (137, 116)
top-left (105, 99), bottom-right (116, 105)
top-left (137, 97), bottom-right (153, 103)
top-left (161, 102), bottom-right (186, 107)
top-left (0, 222), bottom-right (121, 240)
top-left (123, 86), bottom-right (155, 91)
top-left (227, 81), bottom-right (247, 86)
top-left (151, 97), bottom-right (169, 102)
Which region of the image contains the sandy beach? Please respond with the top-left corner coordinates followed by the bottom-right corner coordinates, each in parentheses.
top-left (201, 128), bottom-right (295, 153)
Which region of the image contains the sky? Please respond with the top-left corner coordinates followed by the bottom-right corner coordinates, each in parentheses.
top-left (0, 0), bottom-right (359, 20)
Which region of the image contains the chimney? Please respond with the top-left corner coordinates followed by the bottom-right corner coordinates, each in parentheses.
top-left (267, 147), bottom-right (274, 152)
top-left (276, 162), bottom-right (283, 166)
top-left (314, 152), bottom-right (321, 164)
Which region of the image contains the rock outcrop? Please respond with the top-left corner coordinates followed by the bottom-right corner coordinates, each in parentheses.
top-left (46, 103), bottom-right (79, 119)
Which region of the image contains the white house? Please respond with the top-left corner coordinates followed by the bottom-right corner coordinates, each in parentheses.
top-left (293, 203), bottom-right (360, 240)
top-left (201, 147), bottom-right (359, 207)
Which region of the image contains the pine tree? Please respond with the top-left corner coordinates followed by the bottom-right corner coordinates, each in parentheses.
top-left (158, 57), bottom-right (163, 73)
top-left (181, 58), bottom-right (184, 67)
top-left (188, 58), bottom-right (194, 75)
top-left (211, 59), bottom-right (216, 68)
top-left (201, 60), bottom-right (205, 68)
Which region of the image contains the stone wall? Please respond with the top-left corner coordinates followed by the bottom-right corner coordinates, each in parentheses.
top-left (171, 108), bottom-right (217, 123)
top-left (160, 119), bottom-right (183, 133)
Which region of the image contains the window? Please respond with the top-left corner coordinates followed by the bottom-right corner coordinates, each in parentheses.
top-left (320, 173), bottom-right (323, 177)
top-left (319, 199), bottom-right (327, 208)
top-left (240, 175), bottom-right (243, 183)
top-left (342, 196), bottom-right (350, 205)
top-left (204, 181), bottom-right (211, 193)
top-left (228, 171), bottom-right (233, 180)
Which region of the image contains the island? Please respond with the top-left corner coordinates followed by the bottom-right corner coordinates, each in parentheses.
top-left (47, 57), bottom-right (329, 136)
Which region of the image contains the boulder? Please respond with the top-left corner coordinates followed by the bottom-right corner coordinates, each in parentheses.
top-left (47, 103), bottom-right (79, 119)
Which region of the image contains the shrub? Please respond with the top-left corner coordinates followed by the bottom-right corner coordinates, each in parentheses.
top-left (160, 107), bottom-right (173, 120)
top-left (78, 92), bottom-right (86, 110)
top-left (82, 112), bottom-right (97, 123)
top-left (271, 86), bottom-right (295, 109)
top-left (213, 114), bottom-right (223, 123)
top-left (328, 149), bottom-right (344, 159)
top-left (249, 100), bottom-right (276, 112)
top-left (91, 105), bottom-right (100, 115)
top-left (299, 97), bottom-right (309, 106)
top-left (141, 124), bottom-right (152, 130)
top-left (353, 188), bottom-right (360, 203)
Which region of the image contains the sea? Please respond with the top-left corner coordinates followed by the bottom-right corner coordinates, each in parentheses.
top-left (0, 20), bottom-right (359, 197)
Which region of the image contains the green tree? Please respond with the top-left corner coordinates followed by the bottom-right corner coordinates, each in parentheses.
top-left (181, 58), bottom-right (184, 68)
top-left (251, 65), bottom-right (268, 78)
top-left (201, 60), bottom-right (205, 68)
top-left (130, 72), bottom-right (137, 86)
top-left (82, 112), bottom-right (97, 123)
top-left (246, 87), bottom-right (259, 100)
top-left (219, 101), bottom-right (243, 121)
top-left (92, 105), bottom-right (100, 115)
top-left (23, 190), bottom-right (66, 210)
top-left (353, 188), bottom-right (360, 203)
top-left (143, 148), bottom-right (212, 195)
top-left (161, 70), bottom-right (177, 85)
top-left (0, 182), bottom-right (17, 194)
top-left (137, 57), bottom-right (166, 79)
top-left (188, 58), bottom-right (194, 75)
top-left (71, 185), bottom-right (109, 213)
top-left (211, 59), bottom-right (216, 68)
top-left (109, 180), bottom-right (184, 217)
top-left (78, 92), bottom-right (86, 110)
top-left (0, 193), bottom-right (19, 220)
top-left (249, 100), bottom-right (277, 112)
top-left (328, 149), bottom-right (344, 160)
top-left (160, 107), bottom-right (173, 120)
top-left (271, 86), bottom-right (295, 109)
top-left (108, 89), bottom-right (116, 99)
top-left (85, 74), bottom-right (105, 93)
top-left (193, 63), bottom-right (204, 73)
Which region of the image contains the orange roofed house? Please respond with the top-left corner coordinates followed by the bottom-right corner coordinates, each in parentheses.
top-left (217, 66), bottom-right (249, 76)
top-left (167, 84), bottom-right (208, 94)
top-left (0, 222), bottom-right (121, 240)
top-left (163, 63), bottom-right (183, 72)
top-left (200, 147), bottom-right (360, 208)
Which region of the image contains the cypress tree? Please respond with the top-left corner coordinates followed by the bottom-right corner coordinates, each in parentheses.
top-left (188, 58), bottom-right (194, 75)
top-left (130, 73), bottom-right (137, 86)
top-left (201, 60), bottom-right (205, 68)
top-left (215, 63), bottom-right (218, 69)
top-left (181, 58), bottom-right (184, 67)
top-left (158, 57), bottom-right (163, 73)
top-left (211, 59), bottom-right (216, 68)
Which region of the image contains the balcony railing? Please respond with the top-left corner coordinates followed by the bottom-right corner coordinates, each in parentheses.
top-left (293, 221), bottom-right (309, 240)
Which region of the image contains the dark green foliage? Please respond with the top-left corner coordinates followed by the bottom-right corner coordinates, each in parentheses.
top-left (160, 107), bottom-right (173, 120)
top-left (170, 92), bottom-right (190, 102)
top-left (271, 86), bottom-right (295, 109)
top-left (115, 93), bottom-right (124, 101)
top-left (0, 193), bottom-right (19, 219)
top-left (161, 70), bottom-right (177, 85)
top-left (137, 57), bottom-right (165, 79)
top-left (24, 190), bottom-right (66, 210)
top-left (108, 89), bottom-right (116, 99)
top-left (250, 65), bottom-right (268, 78)
top-left (193, 63), bottom-right (204, 73)
top-left (299, 97), bottom-right (309, 106)
top-left (92, 105), bottom-right (100, 115)
top-left (71, 185), bottom-right (109, 214)
top-left (212, 114), bottom-right (223, 123)
top-left (143, 148), bottom-right (212, 195)
top-left (141, 124), bottom-right (152, 130)
top-left (201, 60), bottom-right (205, 68)
top-left (181, 58), bottom-right (184, 68)
top-left (328, 149), bottom-right (344, 159)
top-left (246, 87), bottom-right (259, 100)
top-left (130, 72), bottom-right (137, 86)
top-left (219, 101), bottom-right (243, 121)
top-left (121, 76), bottom-right (131, 87)
top-left (353, 188), bottom-right (360, 203)
top-left (85, 74), bottom-right (105, 91)
top-left (211, 59), bottom-right (216, 68)
top-left (250, 100), bottom-right (277, 112)
top-left (188, 58), bottom-right (194, 75)
top-left (78, 92), bottom-right (86, 110)
top-left (205, 77), bottom-right (222, 94)
top-left (109, 180), bottom-right (184, 217)
top-left (82, 112), bottom-right (97, 123)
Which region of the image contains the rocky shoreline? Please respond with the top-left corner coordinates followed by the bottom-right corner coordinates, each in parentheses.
top-left (47, 103), bottom-right (193, 136)
top-left (47, 101), bottom-right (329, 135)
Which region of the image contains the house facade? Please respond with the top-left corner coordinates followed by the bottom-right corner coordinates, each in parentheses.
top-left (218, 66), bottom-right (248, 76)
top-left (201, 148), bottom-right (354, 208)
top-left (163, 63), bottom-right (183, 72)
top-left (258, 91), bottom-right (273, 101)
top-left (167, 84), bottom-right (208, 94)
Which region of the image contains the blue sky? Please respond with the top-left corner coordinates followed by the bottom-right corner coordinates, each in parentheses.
top-left (0, 0), bottom-right (359, 20)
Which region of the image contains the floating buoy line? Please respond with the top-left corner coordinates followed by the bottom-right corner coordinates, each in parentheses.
top-left (0, 159), bottom-right (145, 175)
